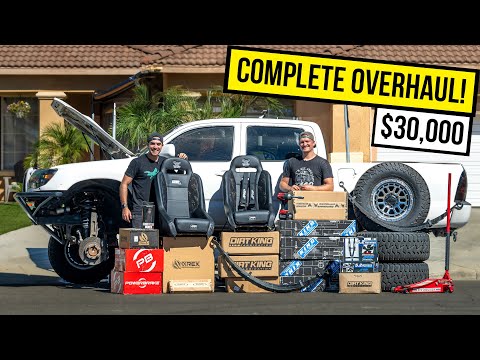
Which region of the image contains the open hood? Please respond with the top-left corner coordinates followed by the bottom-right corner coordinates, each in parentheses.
top-left (51, 98), bottom-right (135, 159)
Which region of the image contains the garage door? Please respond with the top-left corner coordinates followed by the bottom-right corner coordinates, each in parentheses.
top-left (376, 119), bottom-right (480, 207)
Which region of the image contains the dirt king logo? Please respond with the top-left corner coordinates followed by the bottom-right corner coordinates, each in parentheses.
top-left (139, 232), bottom-right (150, 246)
top-left (133, 249), bottom-right (156, 272)
top-left (172, 259), bottom-right (200, 269)
top-left (347, 281), bottom-right (373, 287)
top-left (229, 236), bottom-right (274, 247)
top-left (235, 260), bottom-right (273, 270)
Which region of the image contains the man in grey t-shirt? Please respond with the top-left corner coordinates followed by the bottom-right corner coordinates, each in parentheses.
top-left (279, 131), bottom-right (334, 192)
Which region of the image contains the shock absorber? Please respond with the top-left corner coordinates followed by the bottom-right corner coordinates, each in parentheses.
top-left (80, 197), bottom-right (94, 240)
top-left (77, 195), bottom-right (103, 265)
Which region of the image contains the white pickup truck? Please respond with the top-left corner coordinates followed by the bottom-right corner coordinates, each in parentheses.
top-left (14, 98), bottom-right (471, 285)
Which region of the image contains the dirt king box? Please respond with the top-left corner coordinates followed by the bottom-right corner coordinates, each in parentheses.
top-left (220, 231), bottom-right (279, 255)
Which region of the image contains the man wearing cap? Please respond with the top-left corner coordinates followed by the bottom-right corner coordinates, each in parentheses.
top-left (119, 132), bottom-right (188, 228)
top-left (279, 131), bottom-right (334, 192)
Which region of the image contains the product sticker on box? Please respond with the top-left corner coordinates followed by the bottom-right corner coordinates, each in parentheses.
top-left (343, 237), bottom-right (378, 263)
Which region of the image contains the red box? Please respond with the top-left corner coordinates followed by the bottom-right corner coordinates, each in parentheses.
top-left (110, 270), bottom-right (162, 294)
top-left (114, 248), bottom-right (164, 273)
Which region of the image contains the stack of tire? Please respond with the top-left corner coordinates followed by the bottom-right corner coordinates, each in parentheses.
top-left (352, 162), bottom-right (433, 292)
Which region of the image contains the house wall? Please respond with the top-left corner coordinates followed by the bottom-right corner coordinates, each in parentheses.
top-left (0, 75), bottom-right (130, 92)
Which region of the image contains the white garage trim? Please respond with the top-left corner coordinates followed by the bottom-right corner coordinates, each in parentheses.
top-left (375, 119), bottom-right (480, 207)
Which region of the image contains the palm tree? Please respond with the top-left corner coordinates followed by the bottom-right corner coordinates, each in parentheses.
top-left (24, 122), bottom-right (90, 169)
top-left (116, 83), bottom-right (288, 151)
top-left (115, 83), bottom-right (165, 152)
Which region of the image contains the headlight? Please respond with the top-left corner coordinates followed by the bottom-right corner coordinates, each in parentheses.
top-left (28, 169), bottom-right (58, 189)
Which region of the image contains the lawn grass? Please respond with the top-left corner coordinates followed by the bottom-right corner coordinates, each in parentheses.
top-left (0, 202), bottom-right (32, 235)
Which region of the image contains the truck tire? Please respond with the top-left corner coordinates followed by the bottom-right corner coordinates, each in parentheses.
top-left (48, 236), bottom-right (115, 284)
top-left (358, 231), bottom-right (430, 262)
top-left (353, 162), bottom-right (430, 232)
top-left (379, 262), bottom-right (429, 292)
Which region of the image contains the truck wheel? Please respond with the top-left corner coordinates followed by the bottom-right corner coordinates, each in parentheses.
top-left (353, 162), bottom-right (430, 232)
top-left (358, 231), bottom-right (430, 262)
top-left (48, 237), bottom-right (115, 284)
top-left (379, 262), bottom-right (429, 292)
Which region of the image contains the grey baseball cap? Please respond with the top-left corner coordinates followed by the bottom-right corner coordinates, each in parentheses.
top-left (299, 131), bottom-right (315, 141)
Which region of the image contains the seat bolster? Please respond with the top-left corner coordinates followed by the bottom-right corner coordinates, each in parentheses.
top-left (234, 210), bottom-right (270, 225)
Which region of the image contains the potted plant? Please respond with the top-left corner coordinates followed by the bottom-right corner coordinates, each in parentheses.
top-left (7, 100), bottom-right (31, 118)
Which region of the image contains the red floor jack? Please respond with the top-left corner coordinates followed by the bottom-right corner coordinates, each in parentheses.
top-left (277, 192), bottom-right (304, 220)
top-left (392, 173), bottom-right (454, 294)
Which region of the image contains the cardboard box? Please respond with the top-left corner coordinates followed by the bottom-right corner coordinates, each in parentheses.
top-left (218, 254), bottom-right (279, 278)
top-left (114, 248), bottom-right (164, 273)
top-left (339, 272), bottom-right (381, 294)
top-left (288, 191), bottom-right (348, 220)
top-left (162, 236), bottom-right (215, 293)
top-left (110, 270), bottom-right (162, 294)
top-left (168, 279), bottom-right (213, 293)
top-left (225, 277), bottom-right (280, 293)
top-left (342, 237), bottom-right (378, 264)
top-left (118, 228), bottom-right (160, 249)
top-left (280, 236), bottom-right (344, 260)
top-left (220, 231), bottom-right (279, 255)
top-left (278, 219), bottom-right (356, 237)
top-left (341, 262), bottom-right (379, 273)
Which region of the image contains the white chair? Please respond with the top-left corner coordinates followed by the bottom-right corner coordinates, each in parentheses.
top-left (3, 176), bottom-right (16, 203)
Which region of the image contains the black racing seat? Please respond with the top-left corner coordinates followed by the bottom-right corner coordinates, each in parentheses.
top-left (154, 157), bottom-right (215, 238)
top-left (221, 155), bottom-right (275, 231)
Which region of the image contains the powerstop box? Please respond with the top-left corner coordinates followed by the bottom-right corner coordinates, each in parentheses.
top-left (220, 231), bottom-right (279, 255)
top-left (114, 248), bottom-right (164, 273)
top-left (162, 236), bottom-right (215, 293)
top-left (278, 219), bottom-right (356, 237)
top-left (288, 191), bottom-right (348, 220)
top-left (118, 228), bottom-right (160, 249)
top-left (110, 270), bottom-right (162, 295)
top-left (339, 272), bottom-right (381, 294)
top-left (280, 236), bottom-right (344, 260)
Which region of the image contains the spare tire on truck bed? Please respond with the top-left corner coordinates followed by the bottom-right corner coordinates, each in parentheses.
top-left (353, 162), bottom-right (431, 232)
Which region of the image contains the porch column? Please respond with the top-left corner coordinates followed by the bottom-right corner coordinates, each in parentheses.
top-left (35, 91), bottom-right (67, 131)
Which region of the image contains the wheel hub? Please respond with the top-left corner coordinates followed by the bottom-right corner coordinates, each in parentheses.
top-left (371, 178), bottom-right (414, 222)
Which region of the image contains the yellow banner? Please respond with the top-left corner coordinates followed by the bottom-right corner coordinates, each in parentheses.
top-left (224, 46), bottom-right (479, 115)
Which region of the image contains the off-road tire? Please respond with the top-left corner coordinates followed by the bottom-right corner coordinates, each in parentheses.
top-left (48, 237), bottom-right (115, 284)
top-left (379, 262), bottom-right (429, 292)
top-left (353, 162), bottom-right (430, 232)
top-left (358, 231), bottom-right (430, 262)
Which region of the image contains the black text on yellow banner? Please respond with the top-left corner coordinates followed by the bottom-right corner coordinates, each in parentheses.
top-left (224, 46), bottom-right (479, 116)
